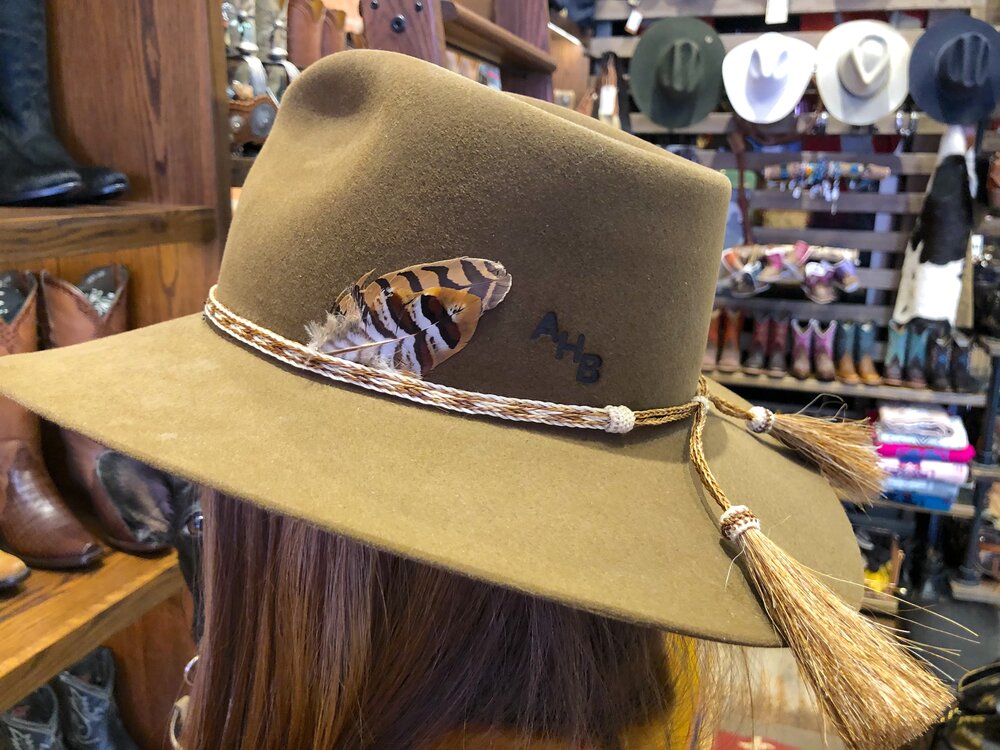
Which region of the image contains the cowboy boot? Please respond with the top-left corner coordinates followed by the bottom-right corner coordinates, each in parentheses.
top-left (0, 1), bottom-right (128, 202)
top-left (802, 261), bottom-right (836, 304)
top-left (766, 316), bottom-right (789, 378)
top-left (0, 128), bottom-right (80, 206)
top-left (905, 322), bottom-right (929, 389)
top-left (702, 308), bottom-right (720, 371)
top-left (1, 684), bottom-right (67, 750)
top-left (883, 321), bottom-right (908, 387)
top-left (790, 319), bottom-right (812, 380)
top-left (927, 334), bottom-right (953, 391)
top-left (742, 314), bottom-right (770, 376)
top-left (40, 267), bottom-right (167, 554)
top-left (716, 308), bottom-right (742, 373)
top-left (0, 273), bottom-right (101, 569)
top-left (812, 320), bottom-right (837, 382)
top-left (0, 548), bottom-right (28, 587)
top-left (53, 648), bottom-right (139, 750)
top-left (835, 321), bottom-right (859, 384)
top-left (321, 7), bottom-right (348, 56)
top-left (952, 331), bottom-right (979, 393)
top-left (286, 0), bottom-right (324, 70)
top-left (856, 321), bottom-right (882, 385)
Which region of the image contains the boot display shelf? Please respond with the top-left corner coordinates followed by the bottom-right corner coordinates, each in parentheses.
top-left (0, 552), bottom-right (183, 712)
top-left (0, 0), bottom-right (230, 744)
top-left (590, 0), bottom-right (999, 612)
top-left (0, 203), bottom-right (216, 262)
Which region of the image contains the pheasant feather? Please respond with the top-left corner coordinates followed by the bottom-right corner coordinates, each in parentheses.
top-left (306, 257), bottom-right (510, 376)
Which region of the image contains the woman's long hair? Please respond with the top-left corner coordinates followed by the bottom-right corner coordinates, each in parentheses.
top-left (181, 493), bottom-right (719, 749)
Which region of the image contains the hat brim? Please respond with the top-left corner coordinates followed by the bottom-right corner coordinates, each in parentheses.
top-left (816, 20), bottom-right (911, 126)
top-left (631, 19), bottom-right (725, 129)
top-left (909, 15), bottom-right (1000, 125)
top-left (0, 314), bottom-right (862, 646)
top-left (723, 36), bottom-right (817, 125)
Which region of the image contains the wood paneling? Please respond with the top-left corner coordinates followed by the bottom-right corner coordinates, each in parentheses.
top-left (444, 1), bottom-right (555, 73)
top-left (0, 553), bottom-right (184, 712)
top-left (491, 0), bottom-right (553, 100)
top-left (0, 204), bottom-right (215, 262)
top-left (709, 371), bottom-right (987, 408)
top-left (363, 0), bottom-right (448, 66)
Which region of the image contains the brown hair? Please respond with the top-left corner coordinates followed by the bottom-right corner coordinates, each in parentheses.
top-left (181, 493), bottom-right (713, 749)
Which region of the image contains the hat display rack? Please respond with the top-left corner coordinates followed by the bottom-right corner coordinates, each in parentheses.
top-left (590, 2), bottom-right (1000, 632)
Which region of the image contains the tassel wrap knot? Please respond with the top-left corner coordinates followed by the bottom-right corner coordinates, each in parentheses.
top-left (719, 505), bottom-right (761, 542)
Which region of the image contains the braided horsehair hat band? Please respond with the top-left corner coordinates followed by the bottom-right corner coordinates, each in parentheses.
top-left (203, 277), bottom-right (947, 750)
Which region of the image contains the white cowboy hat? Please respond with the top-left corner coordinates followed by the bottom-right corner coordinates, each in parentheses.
top-left (723, 32), bottom-right (817, 124)
top-left (816, 20), bottom-right (911, 126)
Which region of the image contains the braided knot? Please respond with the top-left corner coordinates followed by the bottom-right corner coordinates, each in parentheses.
top-left (746, 406), bottom-right (775, 434)
top-left (719, 505), bottom-right (761, 542)
top-left (604, 405), bottom-right (636, 434)
top-left (691, 395), bottom-right (712, 414)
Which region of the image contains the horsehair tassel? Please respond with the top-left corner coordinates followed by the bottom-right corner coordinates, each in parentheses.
top-left (690, 399), bottom-right (952, 750)
top-left (704, 383), bottom-right (884, 505)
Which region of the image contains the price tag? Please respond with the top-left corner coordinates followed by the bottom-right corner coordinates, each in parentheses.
top-left (598, 85), bottom-right (617, 118)
top-left (765, 0), bottom-right (789, 24)
top-left (625, 8), bottom-right (643, 34)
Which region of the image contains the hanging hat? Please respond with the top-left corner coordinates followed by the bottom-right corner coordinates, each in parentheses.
top-left (909, 15), bottom-right (1000, 125)
top-left (722, 32), bottom-right (817, 124)
top-left (816, 20), bottom-right (911, 126)
top-left (0, 50), bottom-right (950, 750)
top-left (630, 18), bottom-right (724, 128)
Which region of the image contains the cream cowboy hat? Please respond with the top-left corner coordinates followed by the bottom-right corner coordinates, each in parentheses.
top-left (816, 20), bottom-right (911, 126)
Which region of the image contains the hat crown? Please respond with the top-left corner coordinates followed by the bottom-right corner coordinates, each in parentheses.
top-left (937, 31), bottom-right (990, 90)
top-left (839, 33), bottom-right (891, 97)
top-left (218, 51), bottom-right (732, 410)
top-left (748, 37), bottom-right (791, 101)
top-left (657, 38), bottom-right (704, 95)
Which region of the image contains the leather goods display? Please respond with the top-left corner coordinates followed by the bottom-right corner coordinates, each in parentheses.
top-left (0, 0), bottom-right (128, 204)
top-left (40, 266), bottom-right (167, 555)
top-left (0, 271), bottom-right (101, 569)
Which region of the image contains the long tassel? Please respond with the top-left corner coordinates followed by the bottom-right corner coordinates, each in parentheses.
top-left (705, 386), bottom-right (883, 505)
top-left (687, 397), bottom-right (953, 750)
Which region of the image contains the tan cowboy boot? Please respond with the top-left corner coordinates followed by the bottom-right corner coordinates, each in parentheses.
top-left (287, 0), bottom-right (324, 69)
top-left (40, 266), bottom-right (168, 554)
top-left (0, 272), bottom-right (102, 568)
top-left (0, 550), bottom-right (28, 588)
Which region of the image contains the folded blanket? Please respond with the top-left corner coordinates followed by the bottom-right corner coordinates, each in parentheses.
top-left (878, 405), bottom-right (955, 438)
top-left (875, 414), bottom-right (969, 450)
top-left (883, 476), bottom-right (960, 500)
top-left (876, 443), bottom-right (977, 463)
top-left (879, 457), bottom-right (969, 485)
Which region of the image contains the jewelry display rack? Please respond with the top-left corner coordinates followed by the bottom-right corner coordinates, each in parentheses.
top-left (587, 0), bottom-right (1000, 608)
top-left (0, 0), bottom-right (229, 745)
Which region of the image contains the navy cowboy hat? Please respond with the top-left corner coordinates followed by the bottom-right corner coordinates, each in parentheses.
top-left (909, 15), bottom-right (1000, 125)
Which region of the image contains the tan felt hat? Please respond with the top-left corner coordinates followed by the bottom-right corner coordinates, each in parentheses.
top-left (0, 50), bottom-right (862, 647)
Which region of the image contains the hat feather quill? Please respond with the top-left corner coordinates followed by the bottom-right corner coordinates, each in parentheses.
top-left (306, 257), bottom-right (511, 376)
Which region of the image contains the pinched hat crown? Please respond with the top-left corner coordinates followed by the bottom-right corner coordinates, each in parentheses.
top-left (220, 51), bottom-right (731, 410)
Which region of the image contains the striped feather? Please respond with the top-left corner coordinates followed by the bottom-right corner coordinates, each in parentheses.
top-left (306, 257), bottom-right (510, 376)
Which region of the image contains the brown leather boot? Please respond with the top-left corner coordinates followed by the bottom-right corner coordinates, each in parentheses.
top-left (742, 314), bottom-right (770, 376)
top-left (0, 272), bottom-right (102, 569)
top-left (812, 320), bottom-right (837, 383)
top-left (716, 308), bottom-right (742, 373)
top-left (40, 266), bottom-right (168, 554)
top-left (702, 308), bottom-right (720, 371)
top-left (287, 0), bottom-right (324, 70)
top-left (789, 319), bottom-right (812, 380)
top-left (766, 316), bottom-right (789, 378)
top-left (0, 549), bottom-right (28, 588)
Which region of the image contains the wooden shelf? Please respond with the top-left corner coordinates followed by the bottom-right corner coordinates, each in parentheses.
top-left (594, 0), bottom-right (985, 21)
top-left (717, 297), bottom-right (894, 325)
top-left (754, 228), bottom-right (910, 254)
top-left (691, 150), bottom-right (938, 176)
top-left (972, 463), bottom-right (1000, 483)
top-left (442, 1), bottom-right (556, 73)
top-left (950, 576), bottom-right (1000, 605)
top-left (0, 202), bottom-right (217, 263)
top-left (862, 588), bottom-right (900, 616)
top-left (708, 370), bottom-right (988, 407)
top-left (864, 496), bottom-right (978, 520)
top-left (630, 112), bottom-right (948, 137)
top-left (0, 551), bottom-right (183, 711)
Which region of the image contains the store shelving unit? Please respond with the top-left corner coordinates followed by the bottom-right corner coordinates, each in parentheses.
top-left (0, 0), bottom-right (229, 745)
top-left (592, 0), bottom-right (994, 616)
